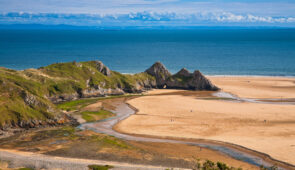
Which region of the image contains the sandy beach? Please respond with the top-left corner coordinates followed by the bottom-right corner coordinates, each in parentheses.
top-left (115, 76), bottom-right (295, 165)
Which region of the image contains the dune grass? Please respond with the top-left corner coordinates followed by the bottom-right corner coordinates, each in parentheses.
top-left (57, 98), bottom-right (99, 111)
top-left (81, 110), bottom-right (115, 122)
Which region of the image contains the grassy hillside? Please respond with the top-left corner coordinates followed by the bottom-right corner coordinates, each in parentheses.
top-left (0, 67), bottom-right (57, 128)
top-left (0, 61), bottom-right (155, 129)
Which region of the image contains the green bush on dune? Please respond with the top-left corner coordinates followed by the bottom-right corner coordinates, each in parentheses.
top-left (196, 160), bottom-right (242, 170)
top-left (88, 164), bottom-right (114, 170)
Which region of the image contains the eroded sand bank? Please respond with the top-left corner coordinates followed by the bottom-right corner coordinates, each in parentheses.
top-left (115, 76), bottom-right (295, 165)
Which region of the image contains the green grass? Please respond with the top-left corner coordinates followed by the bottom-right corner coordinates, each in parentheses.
top-left (57, 94), bottom-right (141, 111)
top-left (30, 126), bottom-right (76, 141)
top-left (18, 168), bottom-right (34, 170)
top-left (88, 164), bottom-right (114, 170)
top-left (89, 135), bottom-right (130, 149)
top-left (0, 68), bottom-right (57, 127)
top-left (0, 60), bottom-right (155, 127)
top-left (57, 98), bottom-right (98, 111)
top-left (169, 74), bottom-right (193, 85)
top-left (81, 110), bottom-right (115, 122)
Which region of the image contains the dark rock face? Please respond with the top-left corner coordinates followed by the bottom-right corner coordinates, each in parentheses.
top-left (48, 93), bottom-right (80, 103)
top-left (81, 88), bottom-right (124, 98)
top-left (48, 87), bottom-right (125, 103)
top-left (94, 61), bottom-right (111, 76)
top-left (176, 68), bottom-right (191, 77)
top-left (146, 62), bottom-right (219, 91)
top-left (0, 113), bottom-right (78, 135)
top-left (145, 62), bottom-right (171, 87)
top-left (189, 70), bottom-right (219, 90)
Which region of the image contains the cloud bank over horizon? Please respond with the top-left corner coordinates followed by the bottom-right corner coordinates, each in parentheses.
top-left (1, 0), bottom-right (295, 27)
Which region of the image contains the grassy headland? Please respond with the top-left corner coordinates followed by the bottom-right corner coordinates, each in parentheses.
top-left (0, 61), bottom-right (155, 129)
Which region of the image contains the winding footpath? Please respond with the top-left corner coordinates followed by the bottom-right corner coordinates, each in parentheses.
top-left (0, 148), bottom-right (172, 170)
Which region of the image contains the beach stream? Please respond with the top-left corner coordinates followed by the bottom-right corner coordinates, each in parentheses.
top-left (78, 96), bottom-right (293, 169)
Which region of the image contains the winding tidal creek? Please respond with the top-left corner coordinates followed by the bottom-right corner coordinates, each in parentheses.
top-left (78, 97), bottom-right (293, 170)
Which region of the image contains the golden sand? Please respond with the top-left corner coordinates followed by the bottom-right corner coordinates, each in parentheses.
top-left (115, 76), bottom-right (295, 165)
top-left (209, 76), bottom-right (295, 98)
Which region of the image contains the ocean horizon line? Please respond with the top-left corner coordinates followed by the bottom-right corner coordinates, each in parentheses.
top-left (1, 24), bottom-right (295, 30)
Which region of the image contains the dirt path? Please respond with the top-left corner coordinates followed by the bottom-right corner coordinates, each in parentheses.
top-left (0, 148), bottom-right (175, 170)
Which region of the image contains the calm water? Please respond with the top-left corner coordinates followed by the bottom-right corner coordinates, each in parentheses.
top-left (0, 29), bottom-right (295, 76)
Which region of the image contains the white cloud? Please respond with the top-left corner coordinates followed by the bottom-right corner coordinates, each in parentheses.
top-left (1, 11), bottom-right (295, 26)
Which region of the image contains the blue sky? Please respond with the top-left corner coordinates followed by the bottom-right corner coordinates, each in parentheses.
top-left (1, 0), bottom-right (295, 27)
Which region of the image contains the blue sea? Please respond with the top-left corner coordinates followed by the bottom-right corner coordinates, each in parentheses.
top-left (0, 28), bottom-right (295, 76)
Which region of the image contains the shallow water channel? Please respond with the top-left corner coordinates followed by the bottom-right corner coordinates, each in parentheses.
top-left (78, 97), bottom-right (290, 170)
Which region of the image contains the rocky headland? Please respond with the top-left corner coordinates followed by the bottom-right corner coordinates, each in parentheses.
top-left (145, 62), bottom-right (219, 90)
top-left (0, 60), bottom-right (218, 132)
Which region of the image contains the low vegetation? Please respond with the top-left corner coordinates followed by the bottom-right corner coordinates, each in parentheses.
top-left (0, 61), bottom-right (155, 128)
top-left (195, 160), bottom-right (242, 170)
top-left (0, 126), bottom-right (248, 170)
top-left (81, 110), bottom-right (115, 122)
top-left (57, 98), bottom-right (98, 111)
top-left (88, 164), bottom-right (114, 170)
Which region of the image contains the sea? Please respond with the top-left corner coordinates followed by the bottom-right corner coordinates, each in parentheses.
top-left (0, 28), bottom-right (295, 76)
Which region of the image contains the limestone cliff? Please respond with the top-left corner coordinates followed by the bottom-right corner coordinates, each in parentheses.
top-left (145, 63), bottom-right (219, 90)
top-left (145, 62), bottom-right (171, 88)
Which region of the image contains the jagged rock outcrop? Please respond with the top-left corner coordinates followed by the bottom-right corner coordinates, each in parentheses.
top-left (145, 62), bottom-right (171, 88)
top-left (81, 88), bottom-right (124, 98)
top-left (21, 91), bottom-right (40, 107)
top-left (94, 61), bottom-right (111, 76)
top-left (146, 63), bottom-right (219, 91)
top-left (190, 70), bottom-right (219, 90)
top-left (176, 68), bottom-right (191, 77)
top-left (48, 93), bottom-right (80, 103)
top-left (48, 88), bottom-right (125, 103)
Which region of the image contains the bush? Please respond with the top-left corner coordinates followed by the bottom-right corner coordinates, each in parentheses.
top-left (202, 160), bottom-right (215, 170)
top-left (88, 164), bottom-right (114, 170)
top-left (217, 162), bottom-right (228, 170)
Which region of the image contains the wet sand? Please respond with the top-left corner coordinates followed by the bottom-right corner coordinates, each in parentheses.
top-left (209, 76), bottom-right (295, 99)
top-left (116, 76), bottom-right (295, 165)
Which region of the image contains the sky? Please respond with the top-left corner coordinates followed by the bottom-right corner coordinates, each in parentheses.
top-left (0, 0), bottom-right (295, 27)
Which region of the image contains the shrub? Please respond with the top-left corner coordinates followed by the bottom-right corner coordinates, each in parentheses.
top-left (88, 164), bottom-right (114, 170)
top-left (217, 162), bottom-right (228, 170)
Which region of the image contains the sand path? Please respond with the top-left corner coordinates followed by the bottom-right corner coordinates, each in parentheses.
top-left (0, 148), bottom-right (173, 170)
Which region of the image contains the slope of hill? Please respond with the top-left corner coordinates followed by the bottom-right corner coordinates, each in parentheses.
top-left (0, 60), bottom-right (217, 131)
